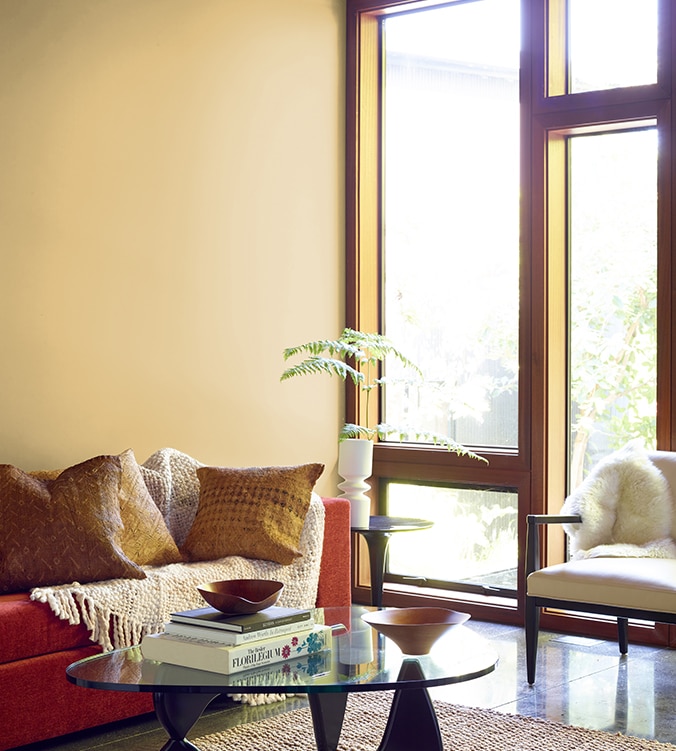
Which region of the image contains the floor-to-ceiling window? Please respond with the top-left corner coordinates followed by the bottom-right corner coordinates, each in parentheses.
top-left (346, 0), bottom-right (673, 638)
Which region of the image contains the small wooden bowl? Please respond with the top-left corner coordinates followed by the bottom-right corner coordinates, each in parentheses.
top-left (197, 579), bottom-right (284, 614)
top-left (361, 607), bottom-right (470, 655)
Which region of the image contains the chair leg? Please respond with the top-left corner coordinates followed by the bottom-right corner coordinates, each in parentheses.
top-left (618, 617), bottom-right (629, 654)
top-left (525, 595), bottom-right (540, 684)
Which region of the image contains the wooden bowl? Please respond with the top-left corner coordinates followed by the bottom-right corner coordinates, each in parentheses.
top-left (361, 607), bottom-right (470, 655)
top-left (197, 579), bottom-right (284, 614)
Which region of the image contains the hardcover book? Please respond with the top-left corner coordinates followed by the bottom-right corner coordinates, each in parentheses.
top-left (163, 616), bottom-right (314, 645)
top-left (140, 623), bottom-right (332, 675)
top-left (169, 605), bottom-right (312, 634)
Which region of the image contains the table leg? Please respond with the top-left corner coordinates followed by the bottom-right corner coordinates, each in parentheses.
top-left (363, 532), bottom-right (393, 607)
top-left (378, 660), bottom-right (443, 751)
top-left (154, 691), bottom-right (220, 750)
top-left (308, 692), bottom-right (348, 751)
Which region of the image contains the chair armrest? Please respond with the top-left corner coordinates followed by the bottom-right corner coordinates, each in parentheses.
top-left (525, 514), bottom-right (582, 577)
top-left (527, 514), bottom-right (582, 526)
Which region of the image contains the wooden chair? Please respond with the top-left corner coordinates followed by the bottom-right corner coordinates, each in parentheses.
top-left (525, 449), bottom-right (676, 684)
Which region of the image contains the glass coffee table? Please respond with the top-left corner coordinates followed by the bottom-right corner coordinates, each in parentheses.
top-left (66, 606), bottom-right (497, 751)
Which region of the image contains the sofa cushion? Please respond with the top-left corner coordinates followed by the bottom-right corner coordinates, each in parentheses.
top-left (182, 464), bottom-right (324, 565)
top-left (0, 457), bottom-right (146, 593)
top-left (527, 557), bottom-right (676, 612)
top-left (0, 593), bottom-right (92, 664)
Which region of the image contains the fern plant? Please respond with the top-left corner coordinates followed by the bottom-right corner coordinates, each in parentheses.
top-left (281, 328), bottom-right (486, 462)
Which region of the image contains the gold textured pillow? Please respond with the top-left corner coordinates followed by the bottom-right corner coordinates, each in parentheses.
top-left (0, 456), bottom-right (145, 593)
top-left (181, 463), bottom-right (324, 565)
top-left (30, 450), bottom-right (183, 567)
top-left (116, 449), bottom-right (183, 566)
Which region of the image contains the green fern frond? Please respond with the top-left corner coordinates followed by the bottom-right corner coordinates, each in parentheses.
top-left (375, 424), bottom-right (488, 463)
top-left (339, 424), bottom-right (377, 441)
top-left (281, 356), bottom-right (364, 385)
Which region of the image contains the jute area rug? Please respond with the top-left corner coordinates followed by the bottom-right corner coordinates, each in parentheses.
top-left (194, 692), bottom-right (676, 750)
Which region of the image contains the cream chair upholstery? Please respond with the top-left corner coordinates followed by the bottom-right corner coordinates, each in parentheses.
top-left (525, 447), bottom-right (676, 684)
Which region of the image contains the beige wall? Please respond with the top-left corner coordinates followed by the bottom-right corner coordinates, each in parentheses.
top-left (0, 0), bottom-right (345, 495)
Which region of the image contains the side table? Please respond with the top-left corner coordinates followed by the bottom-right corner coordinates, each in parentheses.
top-left (352, 516), bottom-right (433, 607)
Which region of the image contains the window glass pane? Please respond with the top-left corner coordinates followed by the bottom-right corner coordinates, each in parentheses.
top-left (568, 128), bottom-right (657, 487)
top-left (569, 0), bottom-right (658, 93)
top-left (386, 482), bottom-right (518, 591)
top-left (382, 0), bottom-right (520, 449)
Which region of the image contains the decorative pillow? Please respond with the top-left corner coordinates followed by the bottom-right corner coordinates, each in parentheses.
top-left (0, 456), bottom-right (145, 593)
top-left (181, 463), bottom-right (325, 565)
top-left (139, 448), bottom-right (204, 547)
top-left (30, 450), bottom-right (183, 567)
top-left (115, 449), bottom-right (183, 566)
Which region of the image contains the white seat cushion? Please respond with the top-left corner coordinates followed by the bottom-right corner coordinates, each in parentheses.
top-left (527, 557), bottom-right (676, 613)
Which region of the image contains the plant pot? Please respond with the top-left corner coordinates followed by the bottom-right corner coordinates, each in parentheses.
top-left (337, 438), bottom-right (374, 529)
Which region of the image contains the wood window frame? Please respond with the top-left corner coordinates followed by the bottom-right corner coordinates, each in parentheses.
top-left (346, 0), bottom-right (676, 642)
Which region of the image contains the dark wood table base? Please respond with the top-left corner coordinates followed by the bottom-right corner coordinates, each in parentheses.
top-left (153, 661), bottom-right (441, 751)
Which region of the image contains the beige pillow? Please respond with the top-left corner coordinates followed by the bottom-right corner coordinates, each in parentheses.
top-left (0, 456), bottom-right (145, 593)
top-left (181, 463), bottom-right (324, 565)
top-left (31, 450), bottom-right (183, 567)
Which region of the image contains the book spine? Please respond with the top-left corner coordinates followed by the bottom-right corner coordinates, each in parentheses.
top-left (238, 612), bottom-right (312, 633)
top-left (164, 618), bottom-right (315, 645)
top-left (171, 610), bottom-right (313, 633)
top-left (141, 624), bottom-right (332, 675)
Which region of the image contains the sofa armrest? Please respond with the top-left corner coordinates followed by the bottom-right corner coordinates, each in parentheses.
top-left (316, 497), bottom-right (351, 607)
top-left (525, 514), bottom-right (582, 578)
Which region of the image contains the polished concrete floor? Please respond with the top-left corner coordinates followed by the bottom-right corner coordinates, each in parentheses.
top-left (18, 619), bottom-right (676, 750)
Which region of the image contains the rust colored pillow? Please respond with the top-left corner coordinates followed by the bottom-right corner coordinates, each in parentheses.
top-left (0, 456), bottom-right (145, 593)
top-left (30, 450), bottom-right (183, 567)
top-left (182, 463), bottom-right (324, 565)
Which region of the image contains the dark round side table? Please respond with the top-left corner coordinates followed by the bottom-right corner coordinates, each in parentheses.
top-left (351, 516), bottom-right (434, 607)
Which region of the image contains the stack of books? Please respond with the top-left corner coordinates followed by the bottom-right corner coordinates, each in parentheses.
top-left (140, 605), bottom-right (332, 675)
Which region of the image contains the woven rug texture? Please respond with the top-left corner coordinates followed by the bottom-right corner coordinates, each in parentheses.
top-left (195, 692), bottom-right (676, 751)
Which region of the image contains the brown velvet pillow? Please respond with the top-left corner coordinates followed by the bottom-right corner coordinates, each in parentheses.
top-left (0, 456), bottom-right (146, 593)
top-left (30, 450), bottom-right (183, 567)
top-left (181, 463), bottom-right (324, 565)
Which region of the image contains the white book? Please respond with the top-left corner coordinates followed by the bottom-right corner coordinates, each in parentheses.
top-left (141, 623), bottom-right (332, 675)
top-left (163, 617), bottom-right (314, 645)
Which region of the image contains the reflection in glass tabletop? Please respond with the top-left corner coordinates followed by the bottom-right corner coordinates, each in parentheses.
top-left (67, 606), bottom-right (498, 751)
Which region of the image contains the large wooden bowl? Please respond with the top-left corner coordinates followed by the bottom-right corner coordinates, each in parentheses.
top-left (197, 579), bottom-right (284, 614)
top-left (361, 607), bottom-right (470, 655)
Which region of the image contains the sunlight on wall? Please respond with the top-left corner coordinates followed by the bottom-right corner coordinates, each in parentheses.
top-left (0, 0), bottom-right (344, 494)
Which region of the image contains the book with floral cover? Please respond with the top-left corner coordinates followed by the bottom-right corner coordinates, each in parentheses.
top-left (141, 623), bottom-right (331, 674)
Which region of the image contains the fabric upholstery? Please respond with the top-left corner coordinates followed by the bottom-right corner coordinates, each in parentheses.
top-left (0, 593), bottom-right (92, 663)
top-left (0, 457), bottom-right (145, 593)
top-left (182, 464), bottom-right (324, 565)
top-left (527, 557), bottom-right (676, 612)
top-left (0, 646), bottom-right (153, 750)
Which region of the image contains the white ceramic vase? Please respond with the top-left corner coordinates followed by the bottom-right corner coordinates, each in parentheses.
top-left (337, 438), bottom-right (374, 529)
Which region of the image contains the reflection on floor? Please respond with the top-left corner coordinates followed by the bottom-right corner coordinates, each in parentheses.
top-left (19, 619), bottom-right (676, 750)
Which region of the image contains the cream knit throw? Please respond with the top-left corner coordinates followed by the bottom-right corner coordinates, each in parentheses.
top-left (30, 493), bottom-right (325, 651)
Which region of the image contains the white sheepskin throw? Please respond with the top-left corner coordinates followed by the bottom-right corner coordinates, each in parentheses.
top-left (561, 442), bottom-right (676, 560)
